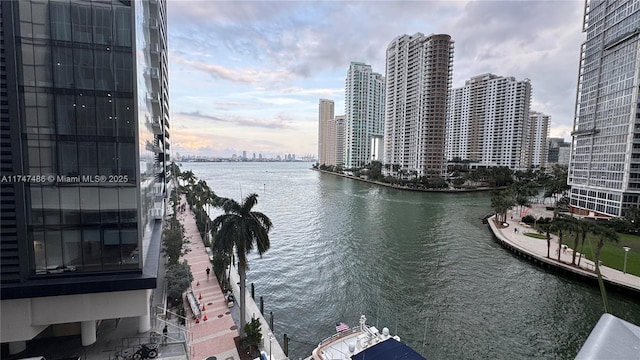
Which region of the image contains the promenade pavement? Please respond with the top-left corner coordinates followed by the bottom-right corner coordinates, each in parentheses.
top-left (178, 196), bottom-right (241, 360)
top-left (489, 205), bottom-right (640, 292)
top-left (226, 263), bottom-right (288, 360)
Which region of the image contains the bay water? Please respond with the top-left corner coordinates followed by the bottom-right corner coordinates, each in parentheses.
top-left (183, 161), bottom-right (640, 360)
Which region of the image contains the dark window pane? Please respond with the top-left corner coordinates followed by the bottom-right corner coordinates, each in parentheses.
top-left (50, 1), bottom-right (72, 41)
top-left (36, 92), bottom-right (55, 134)
top-left (58, 141), bottom-right (78, 176)
top-left (80, 187), bottom-right (100, 224)
top-left (119, 187), bottom-right (137, 222)
top-left (118, 142), bottom-right (136, 180)
top-left (21, 44), bottom-right (36, 86)
top-left (31, 1), bottom-right (50, 39)
top-left (60, 187), bottom-right (80, 224)
top-left (96, 95), bottom-right (115, 136)
top-left (98, 142), bottom-right (117, 175)
top-left (114, 7), bottom-right (132, 47)
top-left (62, 230), bottom-right (81, 268)
top-left (33, 231), bottom-right (46, 274)
top-left (53, 47), bottom-right (74, 88)
top-left (103, 229), bottom-right (121, 268)
top-left (121, 228), bottom-right (138, 268)
top-left (56, 94), bottom-right (76, 134)
top-left (116, 97), bottom-right (134, 137)
top-left (113, 51), bottom-right (133, 91)
top-left (71, 4), bottom-right (92, 43)
top-left (33, 45), bottom-right (52, 87)
top-left (78, 142), bottom-right (97, 176)
top-left (82, 229), bottom-right (101, 271)
top-left (94, 49), bottom-right (114, 91)
top-left (93, 6), bottom-right (112, 44)
top-left (100, 187), bottom-right (119, 223)
top-left (23, 91), bottom-right (38, 128)
top-left (41, 187), bottom-right (60, 225)
top-left (114, 51), bottom-right (133, 92)
top-left (76, 95), bottom-right (96, 135)
top-left (45, 230), bottom-right (63, 271)
top-left (38, 139), bottom-right (55, 175)
top-left (30, 186), bottom-right (43, 225)
top-left (73, 48), bottom-right (94, 89)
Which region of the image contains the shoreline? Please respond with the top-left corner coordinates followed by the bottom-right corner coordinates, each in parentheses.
top-left (486, 207), bottom-right (639, 296)
top-left (311, 168), bottom-right (504, 193)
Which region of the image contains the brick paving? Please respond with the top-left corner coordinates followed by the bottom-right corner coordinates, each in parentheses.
top-left (178, 195), bottom-right (241, 360)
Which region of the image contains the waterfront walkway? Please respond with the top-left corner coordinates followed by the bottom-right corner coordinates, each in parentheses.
top-left (488, 205), bottom-right (640, 293)
top-left (178, 194), bottom-right (289, 359)
top-left (178, 196), bottom-right (241, 360)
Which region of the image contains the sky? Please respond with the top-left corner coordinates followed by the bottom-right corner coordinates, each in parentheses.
top-left (167, 0), bottom-right (585, 159)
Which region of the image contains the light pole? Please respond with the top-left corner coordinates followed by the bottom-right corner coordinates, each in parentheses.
top-left (268, 332), bottom-right (274, 360)
top-left (623, 246), bottom-right (630, 274)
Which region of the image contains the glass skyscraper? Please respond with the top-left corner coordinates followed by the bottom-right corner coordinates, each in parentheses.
top-left (0, 0), bottom-right (169, 354)
top-left (568, 0), bottom-right (639, 217)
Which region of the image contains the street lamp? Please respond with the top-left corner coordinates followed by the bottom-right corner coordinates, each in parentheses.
top-left (268, 332), bottom-right (274, 360)
top-left (623, 246), bottom-right (631, 274)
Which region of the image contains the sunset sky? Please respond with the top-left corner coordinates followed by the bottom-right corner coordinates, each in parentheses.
top-left (167, 0), bottom-right (585, 158)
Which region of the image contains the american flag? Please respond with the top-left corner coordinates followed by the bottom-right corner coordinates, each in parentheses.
top-left (335, 322), bottom-right (350, 332)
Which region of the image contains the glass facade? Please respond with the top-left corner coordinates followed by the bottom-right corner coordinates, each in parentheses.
top-left (568, 0), bottom-right (640, 217)
top-left (8, 0), bottom-right (168, 276)
top-left (135, 0), bottom-right (170, 259)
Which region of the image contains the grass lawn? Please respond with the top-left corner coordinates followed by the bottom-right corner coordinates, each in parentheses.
top-left (569, 232), bottom-right (640, 277)
top-left (524, 232), bottom-right (547, 239)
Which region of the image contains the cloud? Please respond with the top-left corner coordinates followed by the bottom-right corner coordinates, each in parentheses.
top-left (172, 57), bottom-right (297, 85)
top-left (177, 110), bottom-right (296, 130)
top-left (169, 1), bottom-right (587, 156)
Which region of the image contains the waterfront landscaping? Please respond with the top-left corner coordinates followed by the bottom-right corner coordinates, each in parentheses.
top-left (174, 163), bottom-right (275, 358)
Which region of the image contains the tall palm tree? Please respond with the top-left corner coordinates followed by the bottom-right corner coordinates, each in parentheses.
top-left (212, 193), bottom-right (273, 336)
top-left (538, 222), bottom-right (552, 258)
top-left (180, 170), bottom-right (197, 189)
top-left (490, 190), bottom-right (514, 223)
top-left (562, 216), bottom-right (594, 266)
top-left (590, 223), bottom-right (619, 313)
top-left (552, 217), bottom-right (573, 262)
top-left (591, 224), bottom-right (619, 268)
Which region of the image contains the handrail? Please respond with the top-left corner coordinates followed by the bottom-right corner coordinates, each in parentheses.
top-left (317, 327), bottom-right (361, 346)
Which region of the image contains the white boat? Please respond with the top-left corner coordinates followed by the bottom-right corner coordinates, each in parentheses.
top-left (305, 315), bottom-right (426, 360)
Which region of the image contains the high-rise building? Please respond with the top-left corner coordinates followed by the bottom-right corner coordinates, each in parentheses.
top-left (446, 73), bottom-right (532, 170)
top-left (0, 0), bottom-right (169, 353)
top-left (317, 99), bottom-right (335, 165)
top-left (568, 0), bottom-right (640, 217)
top-left (344, 62), bottom-right (385, 168)
top-left (528, 111), bottom-right (550, 169)
top-left (384, 33), bottom-right (453, 178)
top-left (548, 137), bottom-right (571, 166)
top-left (335, 115), bottom-right (346, 166)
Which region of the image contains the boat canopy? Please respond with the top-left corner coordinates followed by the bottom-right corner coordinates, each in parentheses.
top-left (575, 313), bottom-right (640, 359)
top-left (350, 338), bottom-right (426, 360)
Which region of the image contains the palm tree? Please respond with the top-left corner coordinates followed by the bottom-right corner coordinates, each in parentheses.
top-left (590, 223), bottom-right (619, 313)
top-left (538, 222), bottom-right (552, 258)
top-left (591, 224), bottom-right (619, 268)
top-left (180, 170), bottom-right (197, 189)
top-left (212, 193), bottom-right (273, 336)
top-left (552, 217), bottom-right (573, 262)
top-left (169, 162), bottom-right (182, 182)
top-left (490, 190), bottom-right (514, 224)
top-left (562, 216), bottom-right (594, 266)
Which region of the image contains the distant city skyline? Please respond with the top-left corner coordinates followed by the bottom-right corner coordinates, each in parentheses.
top-left (168, 1), bottom-right (584, 158)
